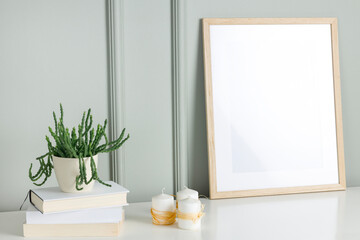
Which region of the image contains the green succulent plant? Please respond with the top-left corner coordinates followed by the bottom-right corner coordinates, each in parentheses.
top-left (29, 104), bottom-right (130, 190)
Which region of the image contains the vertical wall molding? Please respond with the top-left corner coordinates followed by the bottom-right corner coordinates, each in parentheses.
top-left (107, 0), bottom-right (126, 185)
top-left (171, 0), bottom-right (188, 192)
top-left (108, 0), bottom-right (187, 190)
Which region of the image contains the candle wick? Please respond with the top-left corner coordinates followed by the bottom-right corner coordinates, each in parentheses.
top-left (162, 187), bottom-right (165, 194)
top-left (184, 186), bottom-right (188, 189)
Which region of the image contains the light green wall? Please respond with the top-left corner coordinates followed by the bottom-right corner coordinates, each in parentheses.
top-left (0, 0), bottom-right (111, 211)
top-left (1, 0), bottom-right (360, 211)
top-left (181, 0), bottom-right (360, 195)
top-left (121, 0), bottom-right (174, 202)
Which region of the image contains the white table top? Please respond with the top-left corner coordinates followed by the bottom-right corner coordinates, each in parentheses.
top-left (1, 188), bottom-right (360, 240)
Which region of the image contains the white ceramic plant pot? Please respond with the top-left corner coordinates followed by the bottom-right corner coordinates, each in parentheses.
top-left (53, 155), bottom-right (98, 193)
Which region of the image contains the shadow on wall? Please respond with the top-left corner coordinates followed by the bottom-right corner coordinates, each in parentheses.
top-left (188, 19), bottom-right (209, 197)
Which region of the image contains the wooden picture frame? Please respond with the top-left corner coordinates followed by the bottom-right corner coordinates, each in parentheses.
top-left (203, 18), bottom-right (346, 199)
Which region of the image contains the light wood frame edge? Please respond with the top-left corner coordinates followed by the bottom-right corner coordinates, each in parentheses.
top-left (202, 18), bottom-right (346, 200)
top-left (203, 19), bottom-right (218, 199)
top-left (331, 19), bottom-right (346, 189)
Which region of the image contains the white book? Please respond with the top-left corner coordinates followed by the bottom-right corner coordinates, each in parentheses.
top-left (26, 204), bottom-right (124, 224)
top-left (30, 181), bottom-right (129, 213)
top-left (23, 222), bottom-right (123, 237)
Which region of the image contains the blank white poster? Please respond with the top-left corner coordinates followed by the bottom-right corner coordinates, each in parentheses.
top-left (210, 24), bottom-right (339, 192)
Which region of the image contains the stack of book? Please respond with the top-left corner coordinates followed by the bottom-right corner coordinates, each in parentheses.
top-left (23, 181), bottom-right (129, 237)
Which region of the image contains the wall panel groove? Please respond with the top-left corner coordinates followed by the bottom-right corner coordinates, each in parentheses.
top-left (171, 0), bottom-right (189, 192)
top-left (107, 0), bottom-right (126, 185)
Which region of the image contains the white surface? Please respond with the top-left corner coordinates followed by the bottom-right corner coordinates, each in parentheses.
top-left (209, 24), bottom-right (339, 192)
top-left (53, 155), bottom-right (98, 193)
top-left (2, 188), bottom-right (360, 239)
top-left (31, 181), bottom-right (129, 201)
top-left (26, 205), bottom-right (123, 224)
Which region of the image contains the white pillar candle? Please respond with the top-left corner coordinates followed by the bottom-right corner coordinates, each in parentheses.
top-left (178, 197), bottom-right (202, 230)
top-left (176, 186), bottom-right (199, 201)
top-left (152, 189), bottom-right (175, 212)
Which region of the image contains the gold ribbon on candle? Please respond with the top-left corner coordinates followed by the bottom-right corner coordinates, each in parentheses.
top-left (177, 204), bottom-right (205, 223)
top-left (150, 208), bottom-right (176, 225)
